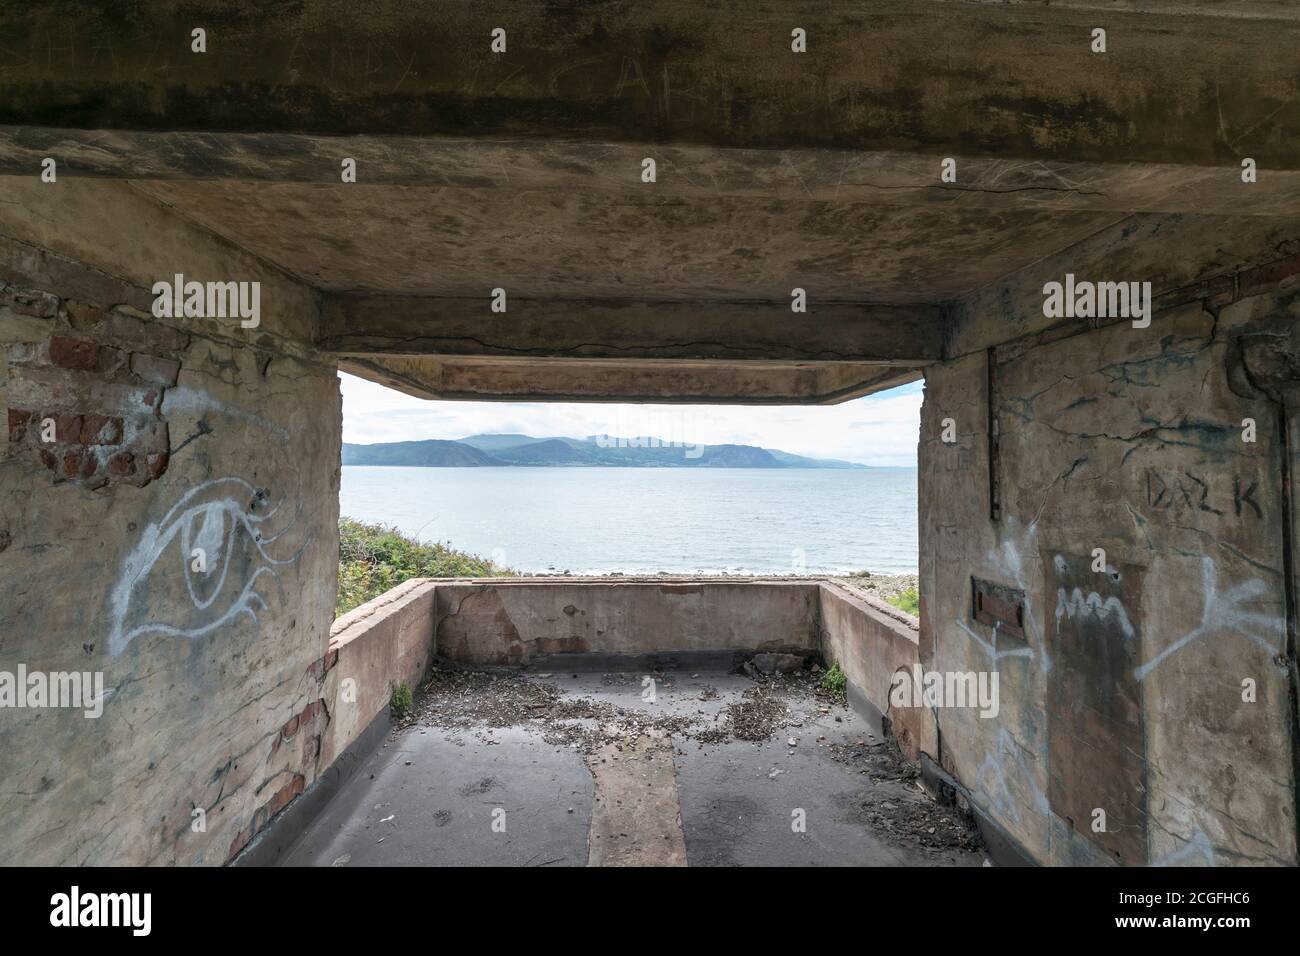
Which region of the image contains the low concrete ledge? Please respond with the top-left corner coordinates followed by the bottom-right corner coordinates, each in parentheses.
top-left (817, 581), bottom-right (936, 761)
top-left (433, 578), bottom-right (822, 666)
top-left (319, 578), bottom-right (439, 771)
top-left (232, 579), bottom-right (437, 866)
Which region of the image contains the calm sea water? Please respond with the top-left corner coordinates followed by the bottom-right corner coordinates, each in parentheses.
top-left (340, 466), bottom-right (918, 575)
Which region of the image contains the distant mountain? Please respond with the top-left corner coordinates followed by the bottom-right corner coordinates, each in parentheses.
top-left (458, 433), bottom-right (542, 452)
top-left (343, 434), bottom-right (869, 469)
top-left (765, 449), bottom-right (865, 469)
top-left (341, 439), bottom-right (499, 467)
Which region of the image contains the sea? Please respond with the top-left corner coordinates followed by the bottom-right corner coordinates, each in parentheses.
top-left (340, 466), bottom-right (918, 575)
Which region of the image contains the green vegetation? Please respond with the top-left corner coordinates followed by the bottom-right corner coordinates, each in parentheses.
top-left (819, 662), bottom-right (847, 700)
top-left (887, 587), bottom-right (920, 617)
top-left (389, 682), bottom-right (413, 719)
top-left (337, 517), bottom-right (509, 616)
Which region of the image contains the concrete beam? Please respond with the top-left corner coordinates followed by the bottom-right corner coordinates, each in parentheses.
top-left (319, 295), bottom-right (943, 365)
top-left (2, 1), bottom-right (1297, 166)
top-left (5, 129), bottom-right (1298, 218)
top-left (945, 212), bottom-right (1300, 359)
top-left (341, 355), bottom-right (919, 405)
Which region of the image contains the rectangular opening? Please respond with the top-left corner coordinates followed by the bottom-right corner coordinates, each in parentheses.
top-left (971, 576), bottom-right (1026, 639)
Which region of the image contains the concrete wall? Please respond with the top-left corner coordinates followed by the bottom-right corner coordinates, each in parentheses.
top-left (919, 275), bottom-right (1300, 865)
top-left (817, 582), bottom-right (935, 762)
top-left (434, 578), bottom-right (820, 666)
top-left (0, 179), bottom-right (341, 865)
top-left (318, 579), bottom-right (437, 771)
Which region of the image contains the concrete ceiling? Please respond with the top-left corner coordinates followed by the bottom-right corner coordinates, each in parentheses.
top-left (1, 0), bottom-right (1298, 402)
top-left (132, 179), bottom-right (1122, 302)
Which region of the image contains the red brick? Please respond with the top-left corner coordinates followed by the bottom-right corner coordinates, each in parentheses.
top-left (145, 451), bottom-right (170, 480)
top-left (48, 336), bottom-right (100, 371)
top-left (227, 828), bottom-right (251, 863)
top-left (59, 449), bottom-right (82, 479)
top-left (307, 649), bottom-right (339, 682)
top-left (53, 413), bottom-right (82, 444)
top-left (264, 775), bottom-right (305, 818)
top-left (37, 448), bottom-right (57, 470)
top-left (300, 735), bottom-right (320, 770)
top-left (7, 408), bottom-right (31, 443)
top-left (80, 414), bottom-right (123, 446)
top-left (78, 453), bottom-right (98, 480)
top-left (98, 345), bottom-right (128, 375)
top-left (130, 352), bottom-right (181, 386)
top-left (107, 452), bottom-right (136, 477)
top-left (281, 714), bottom-right (301, 739)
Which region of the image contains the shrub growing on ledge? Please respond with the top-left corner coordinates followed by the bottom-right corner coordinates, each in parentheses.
top-left (389, 682), bottom-right (413, 720)
top-left (886, 587), bottom-right (920, 617)
top-left (819, 662), bottom-right (847, 701)
top-left (337, 517), bottom-right (510, 616)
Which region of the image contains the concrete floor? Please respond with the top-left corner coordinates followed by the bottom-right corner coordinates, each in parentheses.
top-left (279, 669), bottom-right (985, 867)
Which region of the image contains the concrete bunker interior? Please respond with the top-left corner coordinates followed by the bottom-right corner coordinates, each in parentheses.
top-left (1, 1), bottom-right (1299, 868)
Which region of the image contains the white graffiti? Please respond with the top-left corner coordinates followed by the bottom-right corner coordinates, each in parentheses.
top-left (956, 618), bottom-right (1036, 665)
top-left (1054, 587), bottom-right (1137, 639)
top-left (107, 478), bottom-right (309, 657)
top-left (1134, 557), bottom-right (1282, 682)
top-left (973, 728), bottom-right (1051, 827)
top-left (160, 385), bottom-right (289, 440)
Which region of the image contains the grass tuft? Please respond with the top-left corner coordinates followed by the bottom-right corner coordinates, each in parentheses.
top-left (819, 662), bottom-right (847, 700)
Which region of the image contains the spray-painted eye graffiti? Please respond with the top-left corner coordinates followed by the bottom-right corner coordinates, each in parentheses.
top-left (107, 478), bottom-right (310, 657)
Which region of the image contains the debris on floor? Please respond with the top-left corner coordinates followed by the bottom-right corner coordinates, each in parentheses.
top-left (393, 656), bottom-right (984, 862)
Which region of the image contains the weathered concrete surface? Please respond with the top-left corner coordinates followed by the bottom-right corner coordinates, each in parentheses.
top-left (2, 0), bottom-right (1297, 871)
top-left (587, 732), bottom-right (687, 866)
top-left (342, 355), bottom-right (919, 405)
top-left (0, 181), bottom-right (341, 865)
top-left (278, 726), bottom-right (596, 867)
top-left (3, 130), bottom-right (1298, 219)
top-left (2, 4), bottom-right (1296, 404)
top-left (919, 272), bottom-right (1300, 866)
top-left (318, 579), bottom-right (438, 772)
top-left (3, 2), bottom-right (1297, 164)
top-left (277, 669), bottom-right (983, 867)
top-left (818, 581), bottom-right (936, 762)
top-left (434, 579), bottom-right (820, 666)
top-left (320, 296), bottom-right (941, 362)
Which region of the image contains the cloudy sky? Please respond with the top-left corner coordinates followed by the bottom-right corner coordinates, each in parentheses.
top-left (340, 373), bottom-right (923, 467)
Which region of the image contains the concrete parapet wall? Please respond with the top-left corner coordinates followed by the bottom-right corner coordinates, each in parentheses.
top-left (817, 582), bottom-right (935, 761)
top-left (319, 579), bottom-right (438, 771)
top-left (433, 577), bottom-right (821, 666)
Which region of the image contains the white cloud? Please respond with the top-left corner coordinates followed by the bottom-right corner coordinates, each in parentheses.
top-left (340, 373), bottom-right (922, 466)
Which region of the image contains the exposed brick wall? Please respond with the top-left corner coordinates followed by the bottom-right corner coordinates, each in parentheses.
top-left (3, 281), bottom-right (187, 488)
